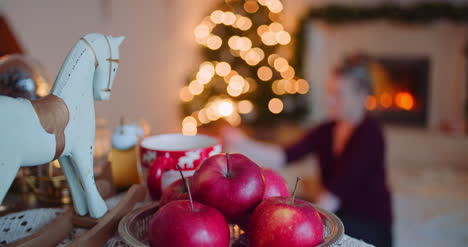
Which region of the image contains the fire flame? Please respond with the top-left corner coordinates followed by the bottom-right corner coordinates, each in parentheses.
top-left (366, 91), bottom-right (415, 111)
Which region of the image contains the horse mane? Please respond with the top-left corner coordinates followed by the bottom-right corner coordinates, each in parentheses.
top-left (51, 38), bottom-right (96, 95)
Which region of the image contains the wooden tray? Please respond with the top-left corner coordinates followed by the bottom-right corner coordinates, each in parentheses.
top-left (119, 201), bottom-right (344, 247)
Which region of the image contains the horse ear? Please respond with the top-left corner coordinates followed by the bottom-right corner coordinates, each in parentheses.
top-left (114, 36), bottom-right (125, 46)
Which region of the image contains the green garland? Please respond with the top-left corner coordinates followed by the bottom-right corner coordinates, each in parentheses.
top-left (307, 3), bottom-right (468, 23)
top-left (295, 3), bottom-right (468, 79)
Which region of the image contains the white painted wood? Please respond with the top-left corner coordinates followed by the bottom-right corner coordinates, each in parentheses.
top-left (0, 33), bottom-right (125, 218)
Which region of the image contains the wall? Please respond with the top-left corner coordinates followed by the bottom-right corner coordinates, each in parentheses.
top-left (1, 0), bottom-right (219, 133)
top-left (3, 0), bottom-right (465, 133)
top-left (303, 20), bottom-right (468, 129)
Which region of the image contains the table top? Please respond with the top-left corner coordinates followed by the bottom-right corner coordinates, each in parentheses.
top-left (0, 193), bottom-right (373, 247)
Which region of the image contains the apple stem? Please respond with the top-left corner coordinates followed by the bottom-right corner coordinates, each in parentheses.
top-left (177, 165), bottom-right (194, 211)
top-left (290, 177), bottom-right (302, 205)
top-left (226, 153), bottom-right (231, 178)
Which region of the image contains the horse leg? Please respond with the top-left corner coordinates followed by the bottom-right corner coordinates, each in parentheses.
top-left (70, 150), bottom-right (108, 218)
top-left (0, 159), bottom-right (20, 204)
top-left (59, 156), bottom-right (88, 216)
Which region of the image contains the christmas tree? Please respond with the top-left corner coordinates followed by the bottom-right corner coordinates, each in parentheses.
top-left (180, 0), bottom-right (310, 135)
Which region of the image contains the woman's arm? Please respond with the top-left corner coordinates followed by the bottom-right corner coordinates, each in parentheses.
top-left (223, 127), bottom-right (286, 169)
top-left (223, 125), bottom-right (324, 169)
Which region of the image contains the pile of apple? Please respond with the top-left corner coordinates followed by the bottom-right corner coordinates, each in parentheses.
top-left (148, 153), bottom-right (324, 247)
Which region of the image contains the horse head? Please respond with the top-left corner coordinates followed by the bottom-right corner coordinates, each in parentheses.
top-left (81, 33), bottom-right (125, 101)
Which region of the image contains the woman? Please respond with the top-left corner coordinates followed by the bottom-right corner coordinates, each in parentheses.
top-left (224, 54), bottom-right (393, 247)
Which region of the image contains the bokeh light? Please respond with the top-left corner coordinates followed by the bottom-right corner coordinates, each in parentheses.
top-left (207, 35), bottom-right (222, 50)
top-left (276, 31), bottom-right (291, 45)
top-left (296, 79), bottom-right (310, 94)
top-left (238, 100), bottom-right (254, 114)
top-left (268, 98), bottom-right (284, 114)
top-left (210, 10), bottom-right (224, 24)
top-left (257, 66), bottom-right (273, 81)
top-left (216, 62), bottom-right (231, 76)
top-left (179, 86), bottom-right (193, 102)
top-left (218, 101), bottom-right (234, 116)
top-left (280, 66), bottom-right (295, 79)
top-left (222, 12), bottom-right (236, 26)
top-left (194, 24), bottom-right (210, 39)
top-left (188, 80), bottom-right (204, 95)
top-left (269, 22), bottom-right (283, 32)
top-left (273, 57), bottom-right (289, 72)
top-left (261, 31), bottom-right (277, 46)
top-left (244, 0), bottom-right (259, 13)
top-left (182, 116), bottom-right (197, 136)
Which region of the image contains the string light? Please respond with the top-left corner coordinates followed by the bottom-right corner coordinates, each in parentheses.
top-left (224, 70), bottom-right (238, 83)
top-left (258, 0), bottom-right (269, 6)
top-left (269, 12), bottom-right (282, 22)
top-left (194, 24), bottom-right (211, 39)
top-left (238, 37), bottom-right (252, 51)
top-left (196, 62), bottom-right (215, 84)
top-left (296, 79), bottom-right (310, 94)
top-left (280, 66), bottom-right (295, 79)
top-left (267, 0), bottom-right (284, 13)
top-left (182, 116), bottom-right (198, 136)
top-left (244, 0), bottom-right (259, 13)
top-left (224, 112), bottom-right (241, 126)
top-left (179, 86), bottom-right (193, 102)
top-left (218, 101), bottom-right (234, 116)
top-left (284, 79), bottom-right (295, 94)
top-left (276, 30), bottom-right (291, 45)
top-left (216, 62), bottom-right (231, 76)
top-left (236, 17), bottom-right (252, 31)
top-left (273, 57), bottom-right (289, 72)
top-left (228, 36), bottom-right (240, 50)
top-left (183, 0), bottom-right (309, 129)
top-left (210, 10), bottom-right (224, 24)
top-left (238, 100), bottom-right (254, 114)
top-left (242, 79), bottom-right (250, 93)
top-left (257, 66), bottom-right (273, 81)
top-left (222, 12), bottom-right (236, 25)
top-left (272, 80), bottom-right (286, 95)
top-left (206, 35), bottom-right (222, 50)
top-left (188, 80), bottom-right (204, 95)
top-left (227, 75), bottom-right (245, 97)
top-left (257, 25), bottom-right (269, 36)
top-left (268, 98), bottom-right (284, 114)
top-left (261, 31), bottom-right (277, 46)
top-left (269, 22), bottom-right (283, 32)
top-left (198, 109), bottom-right (210, 124)
top-left (268, 54), bottom-right (279, 66)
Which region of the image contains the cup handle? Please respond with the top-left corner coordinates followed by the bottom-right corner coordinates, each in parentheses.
top-left (147, 156), bottom-right (172, 200)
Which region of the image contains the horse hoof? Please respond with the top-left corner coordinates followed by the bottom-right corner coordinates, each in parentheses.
top-left (74, 205), bottom-right (89, 216)
top-left (89, 199), bottom-right (108, 219)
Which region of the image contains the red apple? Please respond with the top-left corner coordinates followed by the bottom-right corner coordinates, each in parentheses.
top-left (248, 178), bottom-right (324, 247)
top-left (192, 153), bottom-right (265, 221)
top-left (149, 174), bottom-right (230, 247)
top-left (262, 168), bottom-right (290, 199)
top-left (159, 177), bottom-right (192, 207)
top-left (149, 200), bottom-right (230, 247)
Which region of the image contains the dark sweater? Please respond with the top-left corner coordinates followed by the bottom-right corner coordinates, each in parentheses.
top-left (285, 115), bottom-right (393, 227)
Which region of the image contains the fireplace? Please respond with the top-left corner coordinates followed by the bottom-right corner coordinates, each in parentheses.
top-left (367, 57), bottom-right (430, 127)
top-left (303, 21), bottom-right (467, 131)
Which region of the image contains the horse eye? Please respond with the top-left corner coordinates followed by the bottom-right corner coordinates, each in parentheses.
top-left (113, 68), bottom-right (116, 72)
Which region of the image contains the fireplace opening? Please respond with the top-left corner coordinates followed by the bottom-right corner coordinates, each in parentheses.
top-left (366, 57), bottom-right (430, 127)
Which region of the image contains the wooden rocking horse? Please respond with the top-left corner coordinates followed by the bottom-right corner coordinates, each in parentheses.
top-left (0, 33), bottom-right (125, 219)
